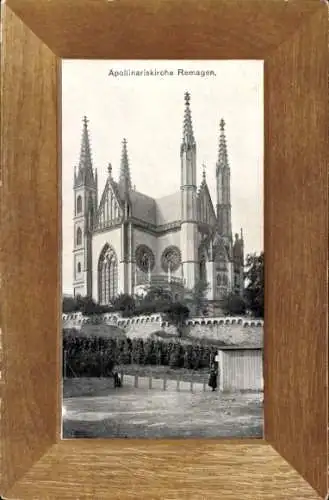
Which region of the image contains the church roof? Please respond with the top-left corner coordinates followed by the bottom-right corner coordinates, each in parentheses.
top-left (155, 192), bottom-right (181, 225)
top-left (124, 190), bottom-right (181, 227)
top-left (129, 190), bottom-right (157, 225)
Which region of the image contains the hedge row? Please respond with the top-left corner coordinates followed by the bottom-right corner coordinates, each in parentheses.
top-left (63, 336), bottom-right (218, 378)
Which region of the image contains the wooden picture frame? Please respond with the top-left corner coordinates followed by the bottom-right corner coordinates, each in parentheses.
top-left (1, 0), bottom-right (328, 498)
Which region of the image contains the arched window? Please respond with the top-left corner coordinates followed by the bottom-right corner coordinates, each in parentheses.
top-left (76, 195), bottom-right (82, 214)
top-left (76, 227), bottom-right (82, 246)
top-left (216, 273), bottom-right (228, 287)
top-left (77, 262), bottom-right (81, 274)
top-left (88, 195), bottom-right (94, 230)
top-left (200, 258), bottom-right (206, 282)
top-left (98, 244), bottom-right (118, 305)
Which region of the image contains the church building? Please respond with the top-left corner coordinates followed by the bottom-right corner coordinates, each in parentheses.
top-left (72, 92), bottom-right (244, 312)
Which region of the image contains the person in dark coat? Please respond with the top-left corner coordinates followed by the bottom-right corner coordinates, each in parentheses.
top-left (208, 363), bottom-right (218, 391)
top-left (113, 372), bottom-right (122, 388)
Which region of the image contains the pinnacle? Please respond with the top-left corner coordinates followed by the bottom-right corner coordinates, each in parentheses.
top-left (119, 138), bottom-right (132, 191)
top-left (217, 118), bottom-right (229, 168)
top-left (75, 115), bottom-right (95, 188)
top-left (182, 91), bottom-right (195, 146)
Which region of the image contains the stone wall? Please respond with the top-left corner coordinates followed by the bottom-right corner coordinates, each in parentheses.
top-left (187, 323), bottom-right (263, 347)
top-left (62, 313), bottom-right (263, 347)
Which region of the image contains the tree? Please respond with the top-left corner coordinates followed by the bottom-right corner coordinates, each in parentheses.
top-left (111, 293), bottom-right (135, 317)
top-left (184, 279), bottom-right (209, 316)
top-left (220, 292), bottom-right (246, 316)
top-left (244, 252), bottom-right (264, 318)
top-left (63, 295), bottom-right (113, 316)
top-left (169, 343), bottom-right (182, 368)
top-left (163, 302), bottom-right (190, 337)
top-left (76, 296), bottom-right (102, 316)
top-left (62, 295), bottom-right (79, 313)
top-left (144, 286), bottom-right (172, 304)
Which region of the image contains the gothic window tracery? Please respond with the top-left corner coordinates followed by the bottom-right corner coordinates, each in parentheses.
top-left (214, 247), bottom-right (228, 270)
top-left (88, 195), bottom-right (94, 229)
top-left (161, 246), bottom-right (181, 273)
top-left (135, 245), bottom-right (155, 273)
top-left (76, 195), bottom-right (82, 214)
top-left (76, 227), bottom-right (82, 246)
top-left (216, 272), bottom-right (229, 298)
top-left (98, 245), bottom-right (118, 305)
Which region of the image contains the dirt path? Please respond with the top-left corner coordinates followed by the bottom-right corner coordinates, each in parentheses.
top-left (63, 382), bottom-right (263, 439)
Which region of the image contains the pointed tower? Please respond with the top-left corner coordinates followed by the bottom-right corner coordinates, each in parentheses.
top-left (117, 139), bottom-right (133, 294)
top-left (119, 138), bottom-right (132, 195)
top-left (72, 116), bottom-right (98, 298)
top-left (216, 119), bottom-right (232, 242)
top-left (180, 92), bottom-right (198, 290)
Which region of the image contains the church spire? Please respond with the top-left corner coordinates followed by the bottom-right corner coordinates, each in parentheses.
top-left (217, 119), bottom-right (229, 171)
top-left (119, 138), bottom-right (132, 192)
top-left (180, 91), bottom-right (198, 290)
top-left (80, 116), bottom-right (93, 170)
top-left (216, 118), bottom-right (232, 240)
top-left (181, 91), bottom-right (196, 150)
top-left (74, 116), bottom-right (95, 187)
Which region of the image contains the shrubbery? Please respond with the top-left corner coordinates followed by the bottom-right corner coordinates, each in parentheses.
top-left (63, 335), bottom-right (217, 378)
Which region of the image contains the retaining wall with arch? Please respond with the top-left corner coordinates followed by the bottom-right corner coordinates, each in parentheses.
top-left (62, 313), bottom-right (263, 346)
top-left (62, 312), bottom-right (263, 329)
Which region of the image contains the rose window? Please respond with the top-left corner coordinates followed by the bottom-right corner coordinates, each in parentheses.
top-left (161, 246), bottom-right (181, 272)
top-left (135, 245), bottom-right (155, 273)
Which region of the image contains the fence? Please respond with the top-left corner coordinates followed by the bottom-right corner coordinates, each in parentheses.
top-left (63, 351), bottom-right (213, 393)
top-left (118, 372), bottom-right (212, 393)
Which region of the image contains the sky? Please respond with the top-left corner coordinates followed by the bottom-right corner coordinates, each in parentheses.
top-left (62, 60), bottom-right (264, 295)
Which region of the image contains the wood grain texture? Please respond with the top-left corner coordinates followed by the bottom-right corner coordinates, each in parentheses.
top-left (6, 0), bottom-right (325, 60)
top-left (264, 6), bottom-right (328, 497)
top-left (0, 4), bottom-right (61, 494)
top-left (1, 0), bottom-right (328, 499)
top-left (4, 441), bottom-right (323, 500)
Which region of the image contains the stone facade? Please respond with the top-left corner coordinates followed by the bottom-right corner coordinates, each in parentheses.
top-left (72, 93), bottom-right (245, 306)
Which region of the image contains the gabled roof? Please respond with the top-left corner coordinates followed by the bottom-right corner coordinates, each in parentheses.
top-left (129, 190), bottom-right (157, 225)
top-left (155, 192), bottom-right (181, 225)
top-left (98, 177), bottom-right (123, 214)
top-left (197, 180), bottom-right (217, 224)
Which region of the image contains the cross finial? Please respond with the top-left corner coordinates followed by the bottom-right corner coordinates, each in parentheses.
top-left (184, 91), bottom-right (191, 106)
top-left (83, 115), bottom-right (89, 126)
top-left (108, 163), bottom-right (112, 176)
top-left (217, 118), bottom-right (229, 169)
top-left (181, 92), bottom-right (195, 148)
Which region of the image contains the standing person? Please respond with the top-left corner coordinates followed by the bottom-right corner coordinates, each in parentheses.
top-left (208, 363), bottom-right (218, 392)
top-left (113, 371), bottom-right (122, 388)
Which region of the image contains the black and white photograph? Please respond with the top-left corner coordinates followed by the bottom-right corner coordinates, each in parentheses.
top-left (61, 60), bottom-right (264, 439)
